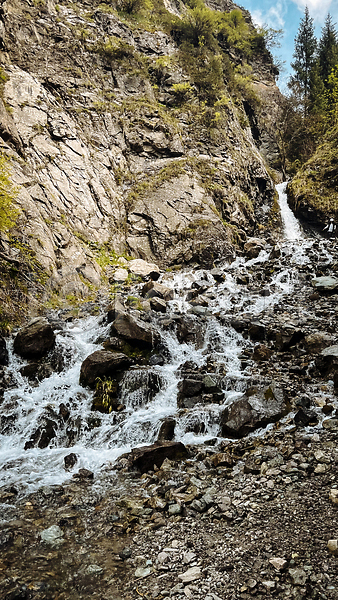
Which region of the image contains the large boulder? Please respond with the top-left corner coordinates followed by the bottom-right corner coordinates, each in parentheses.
top-left (80, 350), bottom-right (132, 388)
top-left (142, 281), bottom-right (174, 301)
top-left (221, 385), bottom-right (287, 438)
top-left (0, 336), bottom-right (9, 366)
top-left (244, 238), bottom-right (266, 259)
top-left (13, 318), bottom-right (55, 359)
top-left (128, 259), bottom-right (160, 280)
top-left (111, 312), bottom-right (158, 347)
top-left (127, 441), bottom-right (189, 473)
top-left (315, 345), bottom-right (338, 376)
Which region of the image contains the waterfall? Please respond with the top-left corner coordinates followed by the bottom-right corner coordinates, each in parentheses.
top-left (0, 184), bottom-right (325, 496)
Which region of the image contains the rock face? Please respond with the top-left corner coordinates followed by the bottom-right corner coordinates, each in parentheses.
top-left (0, 0), bottom-right (277, 318)
top-left (13, 318), bottom-right (55, 359)
top-left (0, 336), bottom-right (9, 366)
top-left (79, 350), bottom-right (132, 388)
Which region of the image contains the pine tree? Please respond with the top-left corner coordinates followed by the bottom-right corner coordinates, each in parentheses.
top-left (289, 7), bottom-right (317, 115)
top-left (318, 13), bottom-right (338, 87)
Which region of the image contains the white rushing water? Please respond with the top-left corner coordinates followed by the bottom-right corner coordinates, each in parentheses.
top-left (276, 181), bottom-right (303, 241)
top-left (0, 183), bottom-right (326, 495)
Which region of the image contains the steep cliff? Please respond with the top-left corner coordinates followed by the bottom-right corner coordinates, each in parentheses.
top-left (0, 0), bottom-right (280, 326)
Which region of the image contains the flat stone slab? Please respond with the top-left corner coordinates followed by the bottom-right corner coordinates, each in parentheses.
top-left (311, 276), bottom-right (338, 292)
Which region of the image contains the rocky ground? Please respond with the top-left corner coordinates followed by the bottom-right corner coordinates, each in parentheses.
top-left (1, 237), bottom-right (338, 600)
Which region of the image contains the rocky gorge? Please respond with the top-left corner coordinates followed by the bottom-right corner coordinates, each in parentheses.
top-left (0, 184), bottom-right (338, 599)
top-left (0, 0), bottom-right (337, 598)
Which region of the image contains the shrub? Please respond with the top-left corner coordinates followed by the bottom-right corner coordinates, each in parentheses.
top-left (97, 36), bottom-right (135, 61)
top-left (117, 0), bottom-right (152, 14)
top-left (171, 82), bottom-right (194, 104)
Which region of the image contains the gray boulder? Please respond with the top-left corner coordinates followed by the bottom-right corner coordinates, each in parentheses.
top-left (111, 312), bottom-right (158, 347)
top-left (13, 318), bottom-right (55, 359)
top-left (128, 259), bottom-right (160, 280)
top-left (80, 350), bottom-right (132, 388)
top-left (221, 385), bottom-right (287, 438)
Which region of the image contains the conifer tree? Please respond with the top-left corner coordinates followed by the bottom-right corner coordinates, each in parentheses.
top-left (318, 13), bottom-right (338, 87)
top-left (289, 7), bottom-right (317, 115)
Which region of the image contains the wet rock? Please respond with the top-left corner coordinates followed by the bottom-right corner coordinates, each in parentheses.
top-left (13, 318), bottom-right (55, 359)
top-left (210, 268), bottom-right (225, 282)
top-left (178, 378), bottom-right (203, 399)
top-left (303, 332), bottom-right (334, 354)
top-left (64, 453), bottom-right (78, 470)
top-left (111, 313), bottom-right (158, 347)
top-left (128, 259), bottom-right (160, 280)
top-left (127, 441), bottom-right (189, 473)
top-left (275, 327), bottom-right (304, 351)
top-left (150, 297), bottom-right (167, 312)
top-left (24, 418), bottom-right (57, 450)
top-left (73, 468), bottom-right (94, 480)
top-left (20, 362), bottom-right (53, 382)
top-left (294, 408), bottom-right (318, 427)
top-left (315, 345), bottom-right (338, 375)
top-left (157, 418), bottom-right (176, 441)
top-left (311, 275), bottom-right (338, 293)
top-left (221, 385), bottom-right (286, 438)
top-left (142, 281), bottom-right (174, 301)
top-left (149, 354), bottom-right (165, 366)
top-left (244, 238), bottom-right (266, 259)
top-left (0, 335), bottom-right (9, 366)
top-left (252, 344), bottom-right (273, 361)
top-left (248, 321), bottom-right (266, 341)
top-left (79, 350), bottom-right (132, 388)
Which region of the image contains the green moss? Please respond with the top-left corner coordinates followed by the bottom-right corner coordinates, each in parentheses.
top-left (0, 154), bottom-right (19, 232)
top-left (127, 160), bottom-right (187, 208)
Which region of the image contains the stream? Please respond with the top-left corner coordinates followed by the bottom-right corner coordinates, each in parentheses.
top-left (0, 182), bottom-right (334, 497)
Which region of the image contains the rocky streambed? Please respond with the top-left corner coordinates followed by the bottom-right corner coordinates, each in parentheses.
top-left (1, 189), bottom-right (338, 599)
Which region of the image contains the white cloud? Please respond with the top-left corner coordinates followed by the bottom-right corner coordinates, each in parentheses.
top-left (291, 0), bottom-right (333, 21)
top-left (252, 0), bottom-right (287, 29)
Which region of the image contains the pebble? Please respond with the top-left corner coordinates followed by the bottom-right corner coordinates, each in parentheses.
top-left (327, 540), bottom-right (338, 555)
top-left (178, 567), bottom-right (202, 583)
top-left (40, 525), bottom-right (64, 548)
top-left (288, 568), bottom-right (307, 585)
top-left (269, 557), bottom-right (287, 571)
top-left (329, 489), bottom-right (338, 505)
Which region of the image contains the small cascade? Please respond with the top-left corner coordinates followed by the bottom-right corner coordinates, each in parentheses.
top-left (1, 183), bottom-right (335, 498)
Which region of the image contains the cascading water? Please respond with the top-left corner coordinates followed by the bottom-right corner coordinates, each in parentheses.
top-left (0, 183), bottom-right (330, 496)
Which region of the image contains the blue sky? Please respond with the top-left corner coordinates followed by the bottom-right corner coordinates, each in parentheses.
top-left (239, 0), bottom-right (338, 90)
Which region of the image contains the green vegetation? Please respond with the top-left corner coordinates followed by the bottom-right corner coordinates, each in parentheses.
top-left (94, 377), bottom-right (118, 413)
top-left (0, 154), bottom-right (19, 232)
top-left (282, 8), bottom-right (338, 218)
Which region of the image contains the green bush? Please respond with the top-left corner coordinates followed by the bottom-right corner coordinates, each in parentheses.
top-left (0, 154), bottom-right (19, 232)
top-left (117, 0), bottom-right (152, 14)
top-left (171, 82), bottom-right (194, 104)
top-left (97, 36), bottom-right (135, 61)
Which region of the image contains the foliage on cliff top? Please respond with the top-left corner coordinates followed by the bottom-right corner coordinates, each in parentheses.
top-left (288, 123), bottom-right (338, 217)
